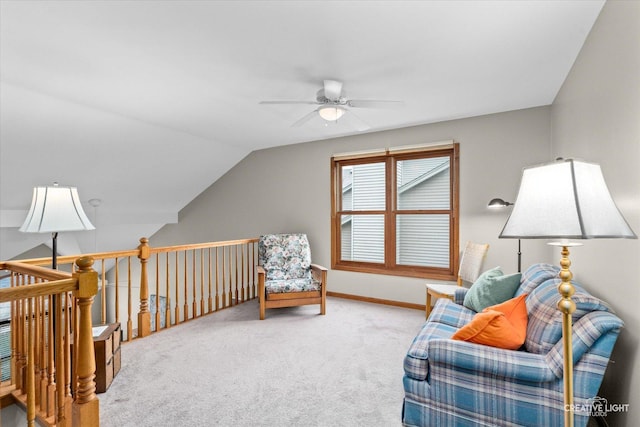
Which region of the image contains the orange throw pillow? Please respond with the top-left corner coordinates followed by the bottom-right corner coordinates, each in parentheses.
top-left (452, 294), bottom-right (528, 350)
top-left (485, 293), bottom-right (528, 333)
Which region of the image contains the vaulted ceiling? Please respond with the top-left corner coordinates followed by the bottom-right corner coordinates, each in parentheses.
top-left (0, 1), bottom-right (604, 260)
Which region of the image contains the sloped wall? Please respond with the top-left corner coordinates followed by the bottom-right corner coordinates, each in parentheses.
top-left (551, 1), bottom-right (640, 425)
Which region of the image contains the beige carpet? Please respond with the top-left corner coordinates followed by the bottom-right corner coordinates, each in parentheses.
top-left (99, 296), bottom-right (425, 427)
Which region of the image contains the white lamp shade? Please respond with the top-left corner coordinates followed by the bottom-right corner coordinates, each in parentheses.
top-left (500, 159), bottom-right (636, 239)
top-left (19, 186), bottom-right (95, 233)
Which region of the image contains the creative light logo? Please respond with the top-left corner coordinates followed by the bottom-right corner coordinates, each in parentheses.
top-left (566, 396), bottom-right (629, 417)
top-left (590, 396), bottom-right (609, 417)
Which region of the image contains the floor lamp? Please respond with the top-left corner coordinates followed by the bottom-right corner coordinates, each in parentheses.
top-left (498, 159), bottom-right (636, 427)
top-left (19, 183), bottom-right (95, 386)
top-left (19, 183), bottom-right (95, 268)
top-left (487, 198), bottom-right (521, 272)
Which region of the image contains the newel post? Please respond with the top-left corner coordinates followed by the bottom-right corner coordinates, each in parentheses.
top-left (72, 257), bottom-right (99, 427)
top-left (137, 237), bottom-right (151, 338)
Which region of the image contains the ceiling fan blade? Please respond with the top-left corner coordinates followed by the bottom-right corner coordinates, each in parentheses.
top-left (291, 109), bottom-right (319, 128)
top-left (323, 80), bottom-right (343, 101)
top-left (259, 100), bottom-right (319, 105)
top-left (345, 110), bottom-right (371, 132)
top-left (348, 100), bottom-right (404, 108)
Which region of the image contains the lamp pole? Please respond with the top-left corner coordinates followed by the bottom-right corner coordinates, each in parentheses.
top-left (487, 198), bottom-right (520, 272)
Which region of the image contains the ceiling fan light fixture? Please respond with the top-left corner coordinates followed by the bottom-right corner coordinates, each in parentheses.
top-left (318, 106), bottom-right (345, 121)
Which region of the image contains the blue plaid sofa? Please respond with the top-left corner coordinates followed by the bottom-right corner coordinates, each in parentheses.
top-left (403, 263), bottom-right (623, 427)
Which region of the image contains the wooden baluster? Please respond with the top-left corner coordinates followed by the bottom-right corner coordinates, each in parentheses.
top-left (15, 277), bottom-right (22, 392)
top-left (246, 244), bottom-right (250, 300)
top-left (207, 248), bottom-right (213, 314)
top-left (235, 245), bottom-right (239, 305)
top-left (72, 257), bottom-right (99, 427)
top-left (68, 292), bottom-right (75, 398)
top-left (192, 250), bottom-right (197, 318)
top-left (39, 294), bottom-right (47, 415)
top-left (127, 257), bottom-right (132, 341)
top-left (46, 294), bottom-right (55, 417)
top-left (55, 293), bottom-right (64, 425)
top-left (228, 246), bottom-right (233, 307)
top-left (101, 259), bottom-right (106, 325)
top-left (115, 257), bottom-right (120, 332)
top-left (34, 291), bottom-right (41, 411)
top-left (215, 248), bottom-right (220, 311)
top-left (183, 251), bottom-right (188, 320)
top-left (20, 277), bottom-right (28, 393)
top-left (200, 249), bottom-right (205, 316)
top-left (26, 297), bottom-right (35, 427)
top-left (66, 292), bottom-right (75, 423)
top-left (155, 253), bottom-right (160, 332)
top-left (175, 252), bottom-right (180, 325)
top-left (252, 242), bottom-right (256, 299)
top-left (137, 237), bottom-right (151, 338)
top-left (10, 273), bottom-right (16, 389)
top-left (165, 253), bottom-right (171, 328)
top-left (221, 248), bottom-right (227, 309)
top-left (238, 245), bottom-right (245, 302)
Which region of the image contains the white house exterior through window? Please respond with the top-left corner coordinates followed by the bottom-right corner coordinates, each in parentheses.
top-left (331, 142), bottom-right (459, 279)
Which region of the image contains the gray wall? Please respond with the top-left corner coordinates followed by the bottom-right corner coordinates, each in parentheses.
top-left (153, 106), bottom-right (553, 305)
top-left (551, 1), bottom-right (640, 425)
top-left (152, 4), bottom-right (640, 419)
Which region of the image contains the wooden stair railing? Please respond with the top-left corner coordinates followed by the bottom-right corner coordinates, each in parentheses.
top-left (2, 237), bottom-right (259, 426)
top-left (0, 257), bottom-right (99, 427)
top-left (11, 237), bottom-right (259, 341)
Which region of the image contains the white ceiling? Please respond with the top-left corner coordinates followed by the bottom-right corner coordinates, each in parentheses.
top-left (0, 1), bottom-right (604, 261)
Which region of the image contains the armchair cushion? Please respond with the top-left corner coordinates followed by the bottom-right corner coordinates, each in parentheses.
top-left (259, 233), bottom-right (312, 281)
top-left (264, 277), bottom-right (321, 294)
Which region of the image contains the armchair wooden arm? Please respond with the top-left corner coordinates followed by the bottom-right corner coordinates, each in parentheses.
top-left (310, 264), bottom-right (327, 316)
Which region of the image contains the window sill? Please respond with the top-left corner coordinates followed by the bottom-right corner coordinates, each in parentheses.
top-left (332, 263), bottom-right (456, 281)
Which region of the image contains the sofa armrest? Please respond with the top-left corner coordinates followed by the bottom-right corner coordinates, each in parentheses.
top-left (428, 338), bottom-right (558, 383)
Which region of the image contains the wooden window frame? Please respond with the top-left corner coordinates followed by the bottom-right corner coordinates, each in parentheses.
top-left (331, 143), bottom-right (459, 280)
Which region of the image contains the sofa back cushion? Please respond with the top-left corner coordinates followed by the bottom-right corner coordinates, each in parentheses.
top-left (516, 263), bottom-right (560, 296)
top-left (525, 279), bottom-right (613, 354)
top-left (258, 234), bottom-right (312, 281)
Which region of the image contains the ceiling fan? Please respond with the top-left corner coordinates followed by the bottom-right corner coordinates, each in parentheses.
top-left (259, 80), bottom-right (403, 131)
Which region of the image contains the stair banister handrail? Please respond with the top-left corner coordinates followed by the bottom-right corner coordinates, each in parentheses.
top-left (0, 257), bottom-right (100, 427)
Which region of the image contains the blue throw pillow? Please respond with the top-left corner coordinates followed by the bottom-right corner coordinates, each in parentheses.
top-left (463, 267), bottom-right (522, 313)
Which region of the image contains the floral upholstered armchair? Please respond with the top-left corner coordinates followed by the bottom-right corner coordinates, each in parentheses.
top-left (257, 234), bottom-right (327, 320)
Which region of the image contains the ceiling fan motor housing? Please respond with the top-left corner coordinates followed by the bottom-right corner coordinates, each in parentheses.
top-left (316, 89), bottom-right (348, 105)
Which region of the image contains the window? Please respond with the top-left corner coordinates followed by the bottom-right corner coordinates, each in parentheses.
top-left (331, 143), bottom-right (459, 279)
